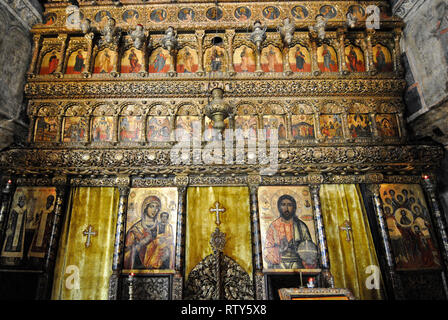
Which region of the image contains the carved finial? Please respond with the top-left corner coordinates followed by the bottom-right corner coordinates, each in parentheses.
top-left (161, 26), bottom-right (178, 52)
top-left (309, 14), bottom-right (328, 40)
top-left (250, 20), bottom-right (267, 51)
top-left (279, 17), bottom-right (295, 47)
top-left (99, 16), bottom-right (121, 46)
top-left (129, 24), bottom-right (146, 50)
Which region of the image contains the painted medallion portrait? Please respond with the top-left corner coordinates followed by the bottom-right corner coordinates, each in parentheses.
top-left (66, 49), bottom-right (87, 74)
top-left (34, 117), bottom-right (58, 142)
top-left (63, 117), bottom-right (88, 142)
top-left (177, 47), bottom-right (199, 73)
top-left (121, 48), bottom-right (143, 74)
top-left (178, 8), bottom-right (195, 22)
top-left (263, 115), bottom-right (287, 140)
top-left (148, 47), bottom-right (170, 73)
top-left (1, 187), bottom-right (56, 261)
top-left (150, 9), bottom-right (167, 23)
top-left (205, 46), bottom-right (227, 73)
top-left (206, 7), bottom-right (223, 21)
top-left (291, 115), bottom-right (315, 140)
top-left (119, 116), bottom-right (143, 142)
top-left (348, 5), bottom-right (365, 21)
top-left (348, 114), bottom-right (371, 138)
top-left (234, 7), bottom-right (251, 21)
top-left (258, 186), bottom-right (318, 271)
top-left (373, 44), bottom-right (393, 72)
top-left (39, 51), bottom-right (59, 75)
top-left (292, 5), bottom-right (309, 20)
top-left (317, 44), bottom-right (338, 72)
top-left (320, 5), bottom-right (337, 19)
top-left (320, 114), bottom-right (343, 139)
top-left (262, 6), bottom-right (280, 20)
top-left (289, 45), bottom-right (311, 72)
top-left (92, 116), bottom-right (114, 142)
top-left (261, 45), bottom-right (283, 72)
top-left (233, 46), bottom-right (256, 73)
top-left (93, 48), bottom-right (117, 74)
top-left (380, 184), bottom-right (441, 270)
top-left (123, 10), bottom-right (139, 25)
top-left (124, 188), bottom-right (178, 271)
top-left (345, 45), bottom-right (366, 72)
top-left (95, 10), bottom-right (112, 27)
top-left (375, 114), bottom-right (399, 137)
top-left (147, 116), bottom-right (172, 142)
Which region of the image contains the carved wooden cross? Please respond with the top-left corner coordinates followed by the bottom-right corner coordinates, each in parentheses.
top-left (339, 220), bottom-right (352, 242)
top-left (210, 201), bottom-right (226, 226)
top-left (83, 225), bottom-right (97, 248)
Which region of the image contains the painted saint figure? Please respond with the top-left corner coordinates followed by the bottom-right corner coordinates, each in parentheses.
top-left (295, 48), bottom-right (306, 71)
top-left (128, 49), bottom-right (141, 73)
top-left (73, 50), bottom-right (85, 73)
top-left (210, 48), bottom-right (224, 72)
top-left (264, 195), bottom-right (315, 269)
top-left (153, 52), bottom-right (167, 73)
top-left (124, 196), bottom-right (174, 269)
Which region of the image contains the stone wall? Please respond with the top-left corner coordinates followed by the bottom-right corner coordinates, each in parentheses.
top-left (392, 0), bottom-right (448, 221)
top-left (0, 0), bottom-right (42, 150)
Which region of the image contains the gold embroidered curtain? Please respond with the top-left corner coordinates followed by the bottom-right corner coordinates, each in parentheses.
top-left (319, 184), bottom-right (383, 300)
top-left (51, 187), bottom-right (119, 300)
top-left (185, 186), bottom-right (252, 280)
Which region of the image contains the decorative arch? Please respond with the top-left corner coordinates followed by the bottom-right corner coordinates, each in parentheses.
top-left (345, 44), bottom-right (366, 72)
top-left (148, 46), bottom-right (170, 73)
top-left (261, 44), bottom-right (283, 72)
top-left (177, 46), bottom-right (199, 73)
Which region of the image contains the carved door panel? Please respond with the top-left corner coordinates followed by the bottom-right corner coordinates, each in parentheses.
top-left (184, 186), bottom-right (254, 299)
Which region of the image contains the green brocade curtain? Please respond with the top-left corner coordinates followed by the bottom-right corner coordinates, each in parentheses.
top-left (319, 184), bottom-right (382, 300)
top-left (51, 187), bottom-right (119, 300)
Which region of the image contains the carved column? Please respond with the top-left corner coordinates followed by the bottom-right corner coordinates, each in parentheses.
top-left (248, 174), bottom-right (266, 299)
top-left (83, 32), bottom-right (94, 77)
top-left (393, 28), bottom-right (404, 74)
top-left (173, 175), bottom-right (188, 300)
top-left (109, 178), bottom-right (130, 300)
top-left (0, 177), bottom-right (14, 250)
top-left (226, 29), bottom-right (235, 75)
top-left (421, 176), bottom-right (448, 274)
top-left (27, 115), bottom-right (36, 144)
top-left (141, 31), bottom-right (149, 77)
top-left (54, 34), bottom-right (68, 77)
top-left (282, 45), bottom-right (292, 75)
top-left (366, 29), bottom-right (376, 74)
top-left (36, 176), bottom-right (69, 299)
top-left (111, 44), bottom-right (120, 76)
top-left (309, 184), bottom-right (334, 288)
top-left (255, 45), bottom-right (263, 74)
top-left (27, 34), bottom-right (41, 77)
top-left (87, 114), bottom-right (93, 144)
top-left (310, 39), bottom-right (319, 75)
top-left (360, 37), bottom-right (371, 73)
top-left (337, 28), bottom-right (348, 74)
top-left (396, 111), bottom-right (408, 142)
top-left (168, 47), bottom-right (177, 77)
top-left (56, 114), bottom-right (64, 143)
top-left (112, 115), bottom-right (119, 144)
top-left (366, 184), bottom-right (404, 300)
top-left (195, 30), bottom-right (205, 76)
